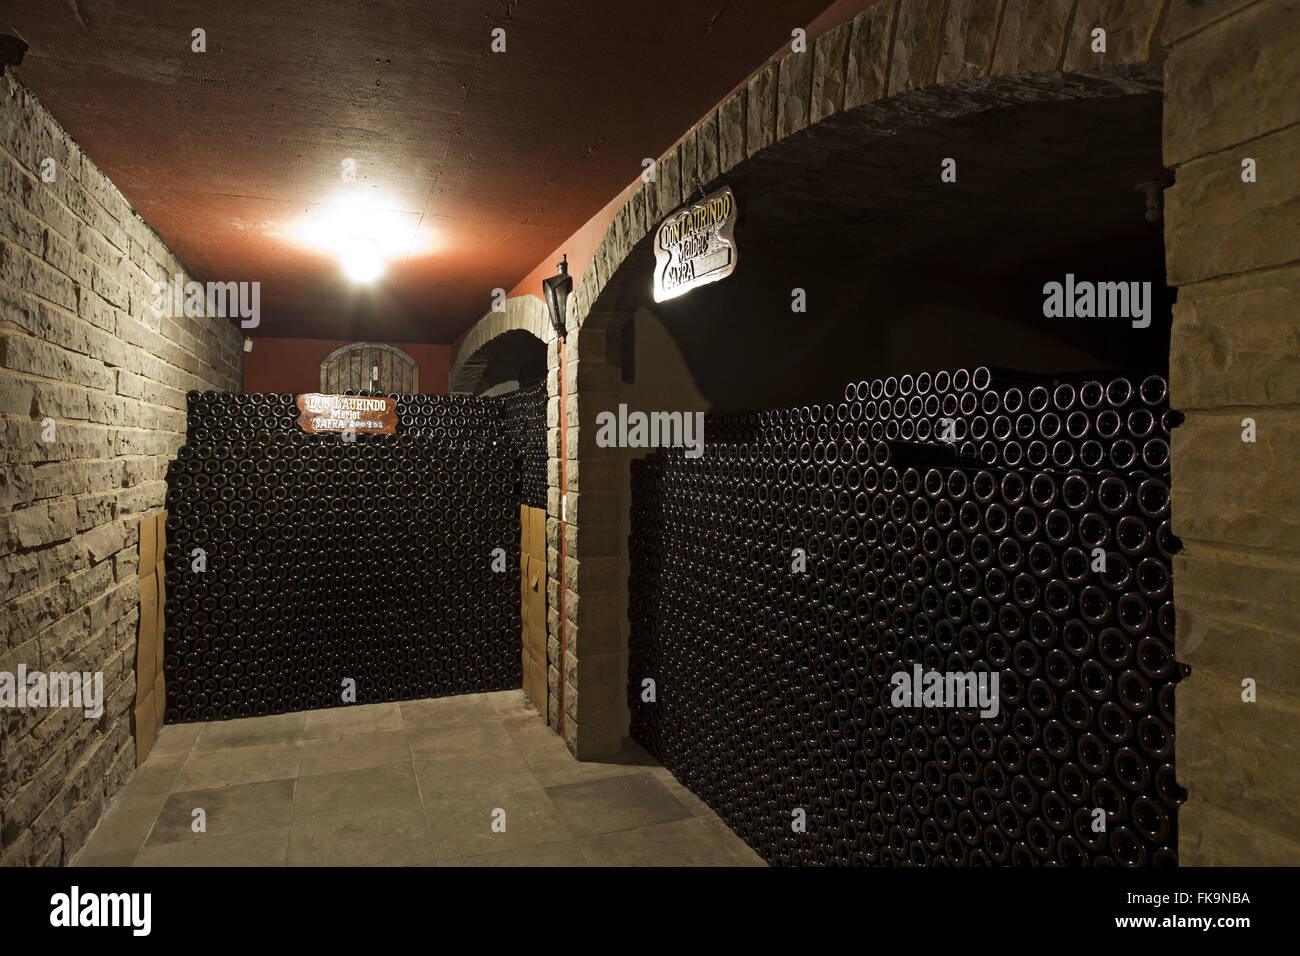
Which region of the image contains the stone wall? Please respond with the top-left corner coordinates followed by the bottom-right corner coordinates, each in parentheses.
top-left (0, 74), bottom-right (243, 866)
top-left (1162, 0), bottom-right (1300, 866)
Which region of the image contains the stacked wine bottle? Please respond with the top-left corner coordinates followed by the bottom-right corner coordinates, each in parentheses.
top-left (629, 368), bottom-right (1183, 866)
top-left (162, 390), bottom-right (524, 724)
top-left (501, 376), bottom-right (548, 509)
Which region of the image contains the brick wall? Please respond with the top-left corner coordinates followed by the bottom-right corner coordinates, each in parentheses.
top-left (0, 74), bottom-right (242, 866)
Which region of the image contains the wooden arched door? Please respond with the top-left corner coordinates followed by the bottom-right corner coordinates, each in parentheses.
top-left (320, 343), bottom-right (420, 394)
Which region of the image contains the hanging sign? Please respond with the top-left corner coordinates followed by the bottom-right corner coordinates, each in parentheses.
top-left (296, 393), bottom-right (397, 434)
top-left (652, 185), bottom-right (738, 303)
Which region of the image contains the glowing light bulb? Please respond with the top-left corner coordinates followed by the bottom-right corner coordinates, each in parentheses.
top-left (293, 191), bottom-right (431, 282)
top-left (342, 237), bottom-right (383, 283)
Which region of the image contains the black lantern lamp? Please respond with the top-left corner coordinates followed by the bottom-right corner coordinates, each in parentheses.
top-left (542, 254), bottom-right (572, 340)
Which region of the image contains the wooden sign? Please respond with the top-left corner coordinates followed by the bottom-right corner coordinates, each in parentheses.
top-left (296, 393), bottom-right (397, 434)
top-left (653, 185), bottom-right (738, 303)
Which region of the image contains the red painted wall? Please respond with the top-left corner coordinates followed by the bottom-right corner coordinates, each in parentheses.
top-left (242, 337), bottom-right (451, 394)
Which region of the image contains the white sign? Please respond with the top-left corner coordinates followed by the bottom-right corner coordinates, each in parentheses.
top-left (652, 185), bottom-right (738, 302)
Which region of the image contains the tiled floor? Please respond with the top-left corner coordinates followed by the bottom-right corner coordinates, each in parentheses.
top-left (72, 691), bottom-right (765, 867)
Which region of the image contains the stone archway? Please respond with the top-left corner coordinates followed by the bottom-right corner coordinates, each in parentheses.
top-left (554, 1), bottom-right (1170, 763)
top-left (449, 294), bottom-right (553, 394)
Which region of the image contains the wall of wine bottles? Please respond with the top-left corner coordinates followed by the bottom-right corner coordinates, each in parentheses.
top-left (162, 390), bottom-right (524, 724)
top-left (629, 368), bottom-right (1182, 866)
top-left (501, 376), bottom-right (548, 509)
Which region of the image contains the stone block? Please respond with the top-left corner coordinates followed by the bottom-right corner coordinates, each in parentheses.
top-left (991, 0), bottom-right (1075, 76)
top-left (745, 64), bottom-right (779, 158)
top-left (937, 0), bottom-right (1001, 83)
top-left (655, 143), bottom-right (682, 218)
top-left (695, 109), bottom-right (720, 187)
top-left (718, 90), bottom-right (747, 173)
top-left (1179, 798), bottom-right (1300, 866)
top-left (1164, 124), bottom-right (1300, 286)
top-left (889, 0), bottom-right (947, 93)
top-left (777, 46), bottom-right (814, 139)
top-left (845, 2), bottom-right (897, 110)
top-left (1163, 0), bottom-right (1300, 166)
top-left (1178, 607), bottom-right (1300, 690)
top-left (1173, 542), bottom-right (1300, 638)
top-left (1176, 666), bottom-right (1300, 849)
top-left (680, 129), bottom-right (699, 196)
top-left (1171, 408), bottom-right (1300, 550)
top-left (1062, 0), bottom-right (1163, 72)
top-left (1170, 264), bottom-right (1300, 409)
top-left (1162, 0), bottom-right (1261, 45)
top-left (811, 22), bottom-right (850, 125)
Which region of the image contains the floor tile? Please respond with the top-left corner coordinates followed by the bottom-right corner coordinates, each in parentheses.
top-left (485, 689), bottom-right (536, 720)
top-left (296, 729), bottom-right (411, 776)
top-left (424, 788), bottom-right (569, 860)
top-left (576, 816), bottom-right (757, 866)
top-left (288, 806), bottom-right (436, 866)
top-left (440, 840), bottom-right (589, 867)
top-left (129, 750), bottom-right (188, 796)
top-left (649, 766), bottom-right (719, 818)
top-left (147, 779), bottom-right (296, 845)
top-left (152, 722), bottom-right (202, 758)
top-left (75, 790), bottom-right (169, 857)
top-left (412, 749), bottom-right (540, 802)
top-left (401, 694), bottom-right (500, 732)
top-left (293, 763), bottom-right (424, 823)
top-left (193, 712), bottom-right (305, 752)
top-left (545, 772), bottom-right (693, 836)
top-left (406, 720), bottom-right (517, 761)
top-left (702, 817), bottom-right (768, 866)
top-left (134, 828), bottom-right (291, 866)
top-left (504, 718), bottom-right (655, 787)
top-left (302, 702), bottom-right (402, 739)
top-left (74, 847), bottom-right (138, 867)
top-left (173, 742), bottom-right (300, 791)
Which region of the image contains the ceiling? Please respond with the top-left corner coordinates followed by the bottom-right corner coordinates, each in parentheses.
top-left (9, 0), bottom-right (835, 343)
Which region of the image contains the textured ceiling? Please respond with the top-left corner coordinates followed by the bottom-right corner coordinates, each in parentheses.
top-left (9, 0), bottom-right (835, 342)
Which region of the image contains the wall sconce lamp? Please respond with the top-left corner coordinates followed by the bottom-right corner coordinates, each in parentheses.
top-left (542, 254), bottom-right (572, 340)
